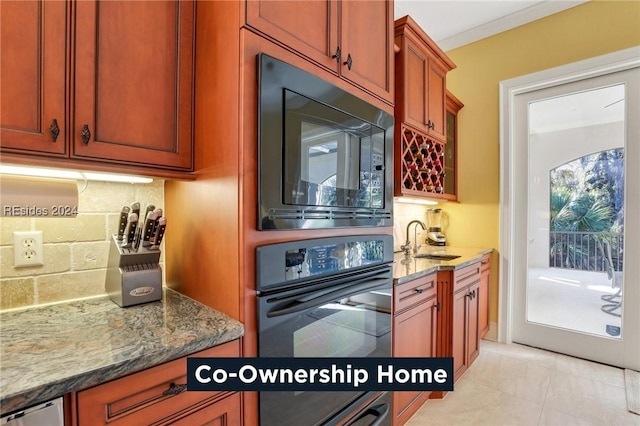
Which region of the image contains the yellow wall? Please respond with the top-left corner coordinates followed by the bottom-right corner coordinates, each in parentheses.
top-left (442, 0), bottom-right (640, 325)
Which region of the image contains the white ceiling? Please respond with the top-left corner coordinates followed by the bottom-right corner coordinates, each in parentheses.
top-left (394, 0), bottom-right (589, 51)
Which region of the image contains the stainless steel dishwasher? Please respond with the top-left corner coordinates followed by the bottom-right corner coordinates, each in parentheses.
top-left (1, 397), bottom-right (63, 425)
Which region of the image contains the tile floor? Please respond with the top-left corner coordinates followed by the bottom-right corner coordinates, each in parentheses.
top-left (407, 340), bottom-right (640, 426)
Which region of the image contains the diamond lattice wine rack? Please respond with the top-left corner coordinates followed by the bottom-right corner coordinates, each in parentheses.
top-left (397, 124), bottom-right (447, 196)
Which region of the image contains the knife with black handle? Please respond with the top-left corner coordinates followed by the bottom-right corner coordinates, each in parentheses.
top-left (117, 206), bottom-right (131, 241)
top-left (133, 204), bottom-right (155, 250)
top-left (149, 208), bottom-right (163, 244)
top-left (122, 212), bottom-right (138, 249)
top-left (138, 210), bottom-right (159, 251)
top-left (142, 204), bottom-right (155, 222)
top-left (151, 217), bottom-right (166, 249)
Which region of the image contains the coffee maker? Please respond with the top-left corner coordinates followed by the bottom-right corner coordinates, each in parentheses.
top-left (426, 208), bottom-right (446, 246)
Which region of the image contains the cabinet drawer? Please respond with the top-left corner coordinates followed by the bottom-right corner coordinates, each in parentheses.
top-left (77, 340), bottom-right (240, 425)
top-left (453, 262), bottom-right (481, 293)
top-left (394, 273), bottom-right (437, 313)
top-left (480, 253), bottom-right (491, 272)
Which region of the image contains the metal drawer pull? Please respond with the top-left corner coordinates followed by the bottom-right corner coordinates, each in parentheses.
top-left (481, 260), bottom-right (489, 265)
top-left (414, 288), bottom-right (423, 294)
top-left (81, 124), bottom-right (91, 145)
top-left (162, 382), bottom-right (187, 396)
top-left (49, 118), bottom-right (60, 142)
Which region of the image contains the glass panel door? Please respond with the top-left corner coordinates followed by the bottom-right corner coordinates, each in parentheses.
top-left (511, 66), bottom-right (639, 369)
top-left (528, 84), bottom-right (625, 338)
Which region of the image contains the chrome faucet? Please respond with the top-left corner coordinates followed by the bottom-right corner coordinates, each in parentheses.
top-left (401, 220), bottom-right (427, 255)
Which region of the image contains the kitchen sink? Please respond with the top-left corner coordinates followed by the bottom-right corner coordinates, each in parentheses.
top-left (413, 253), bottom-right (461, 260)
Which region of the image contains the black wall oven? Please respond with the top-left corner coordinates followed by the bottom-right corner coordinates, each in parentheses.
top-left (256, 235), bottom-right (394, 426)
top-left (257, 54), bottom-right (394, 230)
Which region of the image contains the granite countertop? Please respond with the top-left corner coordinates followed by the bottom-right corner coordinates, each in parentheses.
top-left (0, 288), bottom-right (244, 415)
top-left (393, 245), bottom-right (494, 284)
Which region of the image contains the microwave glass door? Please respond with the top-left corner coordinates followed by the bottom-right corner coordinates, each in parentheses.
top-left (283, 90), bottom-right (385, 209)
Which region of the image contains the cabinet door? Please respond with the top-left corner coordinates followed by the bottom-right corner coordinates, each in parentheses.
top-left (393, 297), bottom-right (437, 423)
top-left (401, 35), bottom-right (428, 133)
top-left (340, 0), bottom-right (393, 103)
top-left (0, 0), bottom-right (67, 156)
top-left (467, 281), bottom-right (481, 366)
top-left (479, 261), bottom-right (491, 339)
top-left (73, 0), bottom-right (194, 170)
top-left (452, 287), bottom-right (469, 381)
top-left (426, 56), bottom-right (446, 141)
top-left (444, 91), bottom-right (464, 200)
top-left (245, 0), bottom-right (339, 73)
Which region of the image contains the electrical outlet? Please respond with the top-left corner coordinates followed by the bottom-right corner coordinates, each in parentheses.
top-left (13, 231), bottom-right (44, 268)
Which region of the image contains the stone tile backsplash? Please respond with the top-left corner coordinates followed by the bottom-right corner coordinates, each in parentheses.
top-left (0, 180), bottom-right (164, 310)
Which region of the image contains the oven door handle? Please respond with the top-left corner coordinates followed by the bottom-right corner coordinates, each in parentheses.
top-left (266, 278), bottom-right (390, 318)
top-left (349, 402), bottom-right (389, 426)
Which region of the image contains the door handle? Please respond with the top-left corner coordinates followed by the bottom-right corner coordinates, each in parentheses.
top-left (81, 124), bottom-right (91, 145)
top-left (49, 118), bottom-right (60, 142)
top-left (332, 46), bottom-right (341, 63)
top-left (348, 402), bottom-right (389, 426)
top-left (343, 53), bottom-right (353, 70)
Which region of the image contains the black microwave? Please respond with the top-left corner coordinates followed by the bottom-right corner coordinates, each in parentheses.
top-left (257, 53), bottom-right (394, 230)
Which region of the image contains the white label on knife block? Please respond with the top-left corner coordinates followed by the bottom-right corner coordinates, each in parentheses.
top-left (129, 286), bottom-right (156, 297)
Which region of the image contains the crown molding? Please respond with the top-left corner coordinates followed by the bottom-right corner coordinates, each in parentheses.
top-left (438, 0), bottom-right (589, 51)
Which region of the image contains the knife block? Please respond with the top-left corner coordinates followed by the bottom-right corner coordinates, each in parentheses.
top-left (106, 235), bottom-right (162, 307)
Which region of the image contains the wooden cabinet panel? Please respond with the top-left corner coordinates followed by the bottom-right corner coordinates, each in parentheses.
top-left (395, 16), bottom-right (454, 143)
top-left (468, 281), bottom-right (481, 366)
top-left (340, 0), bottom-right (393, 101)
top-left (394, 273), bottom-right (436, 313)
top-left (393, 296), bottom-right (437, 425)
top-left (169, 392), bottom-right (241, 426)
top-left (0, 0), bottom-right (67, 155)
top-left (452, 267), bottom-right (481, 382)
top-left (403, 39), bottom-right (427, 131)
top-left (453, 262), bottom-right (481, 293)
top-left (392, 272), bottom-right (438, 425)
top-left (245, 0), bottom-right (338, 72)
top-left (479, 254), bottom-right (491, 339)
top-left (394, 16), bottom-right (456, 200)
top-left (426, 57), bottom-right (446, 141)
top-left (443, 91), bottom-right (464, 199)
top-left (73, 0), bottom-right (194, 170)
top-left (77, 341), bottom-right (240, 426)
top-left (452, 287), bottom-right (468, 380)
top-left (244, 0), bottom-right (392, 104)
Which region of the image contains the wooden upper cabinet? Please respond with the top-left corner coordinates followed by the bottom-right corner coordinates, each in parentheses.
top-left (0, 1), bottom-right (67, 156)
top-left (393, 15), bottom-right (456, 200)
top-left (244, 0), bottom-right (393, 104)
top-left (245, 0), bottom-right (339, 72)
top-left (395, 15), bottom-right (454, 143)
top-left (340, 0), bottom-right (393, 102)
top-left (73, 1), bottom-right (194, 170)
top-left (426, 56), bottom-right (447, 141)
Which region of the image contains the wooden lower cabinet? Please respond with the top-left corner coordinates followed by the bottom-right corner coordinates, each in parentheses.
top-left (479, 253), bottom-right (492, 339)
top-left (73, 340), bottom-right (241, 426)
top-left (452, 280), bottom-right (480, 381)
top-left (392, 273), bottom-right (437, 426)
top-left (450, 263), bottom-right (481, 382)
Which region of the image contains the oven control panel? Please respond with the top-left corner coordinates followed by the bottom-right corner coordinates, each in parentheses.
top-left (256, 235), bottom-right (394, 291)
